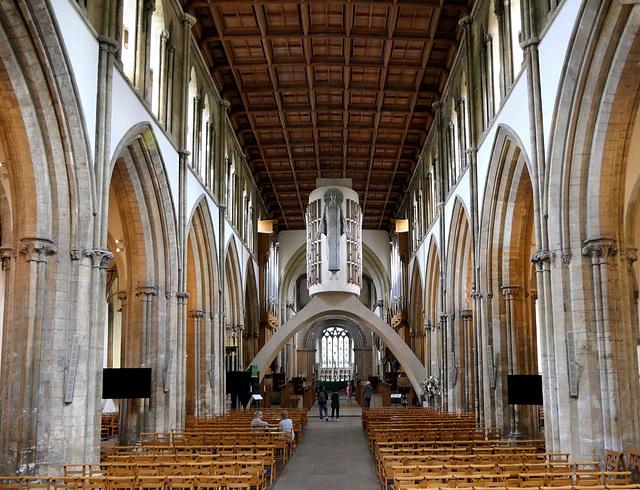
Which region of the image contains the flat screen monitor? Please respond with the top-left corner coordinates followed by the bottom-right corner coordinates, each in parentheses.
top-left (102, 368), bottom-right (152, 399)
top-left (507, 374), bottom-right (543, 405)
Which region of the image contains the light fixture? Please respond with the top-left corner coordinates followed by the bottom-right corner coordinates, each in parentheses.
top-left (394, 219), bottom-right (409, 233)
top-left (258, 220), bottom-right (275, 234)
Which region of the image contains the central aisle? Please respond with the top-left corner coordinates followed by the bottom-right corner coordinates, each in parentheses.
top-left (273, 414), bottom-right (380, 490)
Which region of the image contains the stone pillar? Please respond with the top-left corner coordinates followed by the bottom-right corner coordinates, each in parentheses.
top-left (0, 238), bottom-right (57, 474)
top-left (237, 324), bottom-right (245, 370)
top-left (95, 36), bottom-right (119, 243)
top-left (460, 309), bottom-right (473, 413)
top-left (189, 309), bottom-right (205, 415)
top-left (581, 238), bottom-right (640, 454)
top-left (175, 291), bottom-right (190, 425)
top-left (501, 285), bottom-right (520, 437)
top-left (82, 248), bottom-right (113, 457)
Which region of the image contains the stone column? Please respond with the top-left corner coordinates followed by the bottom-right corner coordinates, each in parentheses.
top-left (189, 309), bottom-right (205, 415)
top-left (581, 238), bottom-right (640, 454)
top-left (95, 36), bottom-right (119, 243)
top-left (82, 248), bottom-right (113, 457)
top-left (501, 285), bottom-right (520, 437)
top-left (175, 291), bottom-right (190, 425)
top-left (0, 239), bottom-right (57, 474)
top-left (237, 324), bottom-right (245, 370)
top-left (460, 308), bottom-right (473, 413)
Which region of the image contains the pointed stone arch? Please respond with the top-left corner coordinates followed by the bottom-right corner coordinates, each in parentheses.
top-left (424, 236), bottom-right (442, 380)
top-left (408, 259), bottom-right (425, 365)
top-left (478, 124), bottom-right (538, 437)
top-left (544, 0), bottom-right (640, 459)
top-left (243, 259), bottom-right (260, 368)
top-left (107, 125), bottom-right (179, 444)
top-left (185, 197), bottom-right (219, 416)
top-left (250, 292), bottom-right (427, 395)
top-left (224, 236), bottom-right (243, 369)
top-left (0, 0), bottom-right (97, 474)
top-left (445, 198), bottom-right (474, 413)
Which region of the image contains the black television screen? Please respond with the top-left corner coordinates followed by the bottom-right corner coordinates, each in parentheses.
top-left (507, 374), bottom-right (543, 405)
top-left (102, 368), bottom-right (152, 399)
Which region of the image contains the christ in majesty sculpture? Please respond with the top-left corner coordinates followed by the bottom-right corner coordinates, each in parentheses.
top-left (316, 188), bottom-right (351, 279)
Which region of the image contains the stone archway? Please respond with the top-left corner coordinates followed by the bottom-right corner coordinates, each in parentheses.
top-left (250, 292), bottom-right (427, 394)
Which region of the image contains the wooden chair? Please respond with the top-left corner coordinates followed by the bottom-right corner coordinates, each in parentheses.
top-left (82, 477), bottom-right (107, 489)
top-left (0, 478), bottom-right (25, 490)
top-left (51, 477), bottom-right (83, 489)
top-left (627, 450), bottom-right (640, 484)
top-left (137, 476), bottom-right (166, 490)
top-left (105, 476), bottom-right (136, 489)
top-left (606, 451), bottom-right (624, 472)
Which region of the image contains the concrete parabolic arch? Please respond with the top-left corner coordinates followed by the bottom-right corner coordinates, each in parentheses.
top-left (250, 292), bottom-right (427, 395)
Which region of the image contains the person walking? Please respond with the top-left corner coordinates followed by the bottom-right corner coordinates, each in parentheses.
top-left (345, 381), bottom-right (354, 407)
top-left (363, 380), bottom-right (373, 408)
top-left (317, 385), bottom-right (329, 420)
top-left (330, 388), bottom-right (341, 421)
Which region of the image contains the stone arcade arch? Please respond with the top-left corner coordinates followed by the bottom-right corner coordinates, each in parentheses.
top-left (107, 125), bottom-right (179, 445)
top-left (185, 198), bottom-right (219, 416)
top-left (477, 125), bottom-right (539, 438)
top-left (0, 1), bottom-right (96, 475)
top-left (446, 199), bottom-right (474, 414)
top-left (250, 292), bottom-right (427, 395)
top-left (543, 0), bottom-right (640, 459)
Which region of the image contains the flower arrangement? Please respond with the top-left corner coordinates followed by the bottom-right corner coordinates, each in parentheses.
top-left (420, 375), bottom-right (441, 397)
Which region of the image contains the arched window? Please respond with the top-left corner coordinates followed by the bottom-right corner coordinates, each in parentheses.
top-left (200, 94), bottom-right (210, 182)
top-left (150, 0), bottom-right (168, 117)
top-left (510, 0), bottom-right (524, 72)
top-left (186, 67), bottom-right (197, 167)
top-left (121, 0), bottom-right (138, 82)
top-left (318, 327), bottom-right (354, 381)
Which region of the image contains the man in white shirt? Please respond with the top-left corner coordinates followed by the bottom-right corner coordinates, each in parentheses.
top-left (278, 410), bottom-right (294, 440)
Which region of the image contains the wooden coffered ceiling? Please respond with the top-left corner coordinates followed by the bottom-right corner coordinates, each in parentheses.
top-left (183, 0), bottom-right (473, 230)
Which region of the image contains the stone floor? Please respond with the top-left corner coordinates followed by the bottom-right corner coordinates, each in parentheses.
top-left (272, 398), bottom-right (380, 490)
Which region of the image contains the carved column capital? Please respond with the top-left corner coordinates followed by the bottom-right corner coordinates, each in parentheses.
top-left (220, 99), bottom-right (231, 110)
top-left (529, 250), bottom-right (553, 271)
top-left (117, 291), bottom-right (128, 304)
top-left (83, 248), bottom-right (113, 269)
top-left (180, 13), bottom-right (197, 27)
top-left (424, 321), bottom-right (432, 332)
top-left (501, 285), bottom-right (520, 300)
top-left (160, 29), bottom-right (170, 42)
top-left (582, 237), bottom-right (618, 264)
top-left (136, 285), bottom-right (158, 300)
top-left (189, 309), bottom-right (205, 319)
top-left (561, 250), bottom-right (572, 266)
top-left (459, 15), bottom-right (475, 29)
top-left (459, 308), bottom-right (473, 320)
top-left (20, 237), bottom-right (57, 263)
top-left (176, 291), bottom-right (190, 299)
top-left (144, 0), bottom-right (156, 13)
top-left (470, 290), bottom-right (483, 300)
top-left (0, 246), bottom-right (14, 270)
top-left (625, 247), bottom-right (638, 264)
top-left (530, 290), bottom-right (538, 301)
top-left (97, 35), bottom-right (119, 54)
top-left (432, 100), bottom-right (444, 111)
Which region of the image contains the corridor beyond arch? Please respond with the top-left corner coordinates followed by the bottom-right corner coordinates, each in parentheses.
top-left (250, 292), bottom-right (427, 394)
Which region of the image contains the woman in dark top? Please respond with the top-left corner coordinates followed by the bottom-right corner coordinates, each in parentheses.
top-left (330, 389), bottom-right (341, 421)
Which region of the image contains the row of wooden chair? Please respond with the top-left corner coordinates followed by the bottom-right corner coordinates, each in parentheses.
top-left (0, 475), bottom-right (260, 490)
top-left (391, 469), bottom-right (635, 490)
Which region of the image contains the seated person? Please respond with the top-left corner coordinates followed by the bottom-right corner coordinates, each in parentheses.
top-left (250, 410), bottom-right (269, 430)
top-left (278, 410), bottom-right (294, 439)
